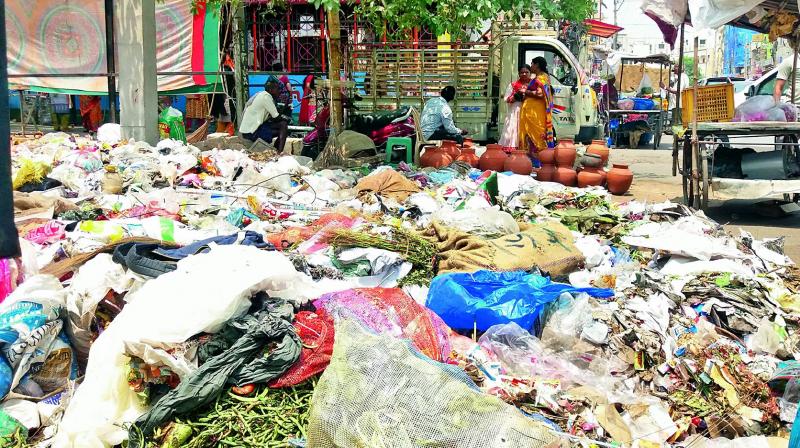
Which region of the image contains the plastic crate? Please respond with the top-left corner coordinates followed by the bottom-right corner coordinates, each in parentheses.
top-left (681, 83), bottom-right (734, 124)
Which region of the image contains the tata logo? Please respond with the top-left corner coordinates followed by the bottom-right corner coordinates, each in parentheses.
top-left (461, 106), bottom-right (482, 112)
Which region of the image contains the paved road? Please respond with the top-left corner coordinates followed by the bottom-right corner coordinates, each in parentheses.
top-left (610, 142), bottom-right (800, 262)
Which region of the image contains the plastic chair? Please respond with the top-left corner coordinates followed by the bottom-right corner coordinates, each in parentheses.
top-left (385, 136), bottom-right (414, 164)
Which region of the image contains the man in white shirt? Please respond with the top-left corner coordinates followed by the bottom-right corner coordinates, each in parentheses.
top-left (420, 86), bottom-right (467, 144)
top-left (239, 80), bottom-right (290, 153)
top-left (774, 58), bottom-right (800, 104)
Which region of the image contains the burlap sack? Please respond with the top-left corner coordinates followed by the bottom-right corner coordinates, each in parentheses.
top-left (428, 220), bottom-right (584, 275)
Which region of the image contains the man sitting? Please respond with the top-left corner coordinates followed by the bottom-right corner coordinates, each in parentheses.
top-left (239, 80), bottom-right (290, 153)
top-left (420, 86), bottom-right (468, 144)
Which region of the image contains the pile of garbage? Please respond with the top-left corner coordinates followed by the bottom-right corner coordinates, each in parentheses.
top-left (4, 130), bottom-right (799, 447)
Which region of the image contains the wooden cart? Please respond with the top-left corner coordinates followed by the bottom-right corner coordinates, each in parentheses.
top-left (678, 121), bottom-right (800, 209)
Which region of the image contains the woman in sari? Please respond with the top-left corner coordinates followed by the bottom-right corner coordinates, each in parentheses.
top-left (299, 75), bottom-right (317, 125)
top-left (518, 56), bottom-right (555, 154)
top-left (497, 64), bottom-right (531, 151)
top-left (79, 95), bottom-right (103, 134)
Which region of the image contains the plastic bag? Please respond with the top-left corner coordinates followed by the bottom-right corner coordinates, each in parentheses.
top-left (688, 0), bottom-right (766, 30)
top-left (0, 275), bottom-right (77, 400)
top-left (540, 293), bottom-right (595, 350)
top-left (426, 270), bottom-right (614, 332)
top-left (315, 287), bottom-right (451, 362)
top-left (734, 95), bottom-right (775, 122)
top-left (158, 107), bottom-right (186, 143)
top-left (432, 208), bottom-right (520, 237)
top-left (307, 318), bottom-right (561, 448)
top-left (779, 102), bottom-right (797, 122)
top-left (766, 107), bottom-right (788, 122)
top-left (618, 99), bottom-right (635, 111)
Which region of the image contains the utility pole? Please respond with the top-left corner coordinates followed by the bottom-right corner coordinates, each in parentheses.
top-left (104, 0), bottom-right (118, 123)
top-left (117, 0), bottom-right (159, 144)
top-left (613, 0), bottom-right (624, 49)
top-left (0, 0), bottom-right (21, 258)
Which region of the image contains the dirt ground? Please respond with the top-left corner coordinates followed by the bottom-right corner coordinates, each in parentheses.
top-left (610, 148), bottom-right (800, 262)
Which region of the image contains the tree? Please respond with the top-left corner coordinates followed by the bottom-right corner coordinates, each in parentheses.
top-left (682, 56), bottom-right (704, 84)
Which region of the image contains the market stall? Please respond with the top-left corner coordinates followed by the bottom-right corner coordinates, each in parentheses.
top-left (608, 55), bottom-right (672, 149)
top-left (660, 1), bottom-right (800, 208)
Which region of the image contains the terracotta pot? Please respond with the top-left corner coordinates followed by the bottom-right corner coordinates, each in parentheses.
top-left (585, 167), bottom-right (607, 185)
top-left (555, 138), bottom-right (577, 167)
top-left (537, 164), bottom-right (556, 182)
top-left (456, 147), bottom-right (480, 167)
top-left (553, 166), bottom-right (577, 186)
top-left (577, 167), bottom-right (604, 187)
top-left (441, 140), bottom-right (461, 160)
top-left (479, 144), bottom-right (508, 171)
top-left (420, 145), bottom-right (453, 169)
top-left (581, 153), bottom-right (603, 168)
top-left (537, 148), bottom-right (556, 165)
top-left (462, 137), bottom-right (474, 149)
top-left (503, 150), bottom-right (533, 175)
top-left (607, 164), bottom-right (634, 195)
top-left (587, 139), bottom-right (610, 166)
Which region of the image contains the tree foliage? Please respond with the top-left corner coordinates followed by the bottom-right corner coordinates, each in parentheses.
top-left (682, 56), bottom-right (704, 83)
top-left (191, 0), bottom-right (595, 39)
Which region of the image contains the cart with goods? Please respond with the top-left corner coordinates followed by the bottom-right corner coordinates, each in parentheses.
top-left (671, 5), bottom-right (800, 209)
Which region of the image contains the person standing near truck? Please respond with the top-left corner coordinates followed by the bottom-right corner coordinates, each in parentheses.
top-left (420, 86), bottom-right (468, 144)
top-left (498, 65), bottom-right (531, 150)
top-left (519, 57), bottom-right (555, 154)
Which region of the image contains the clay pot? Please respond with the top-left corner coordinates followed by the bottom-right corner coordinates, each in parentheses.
top-left (586, 167), bottom-right (607, 185)
top-left (577, 167), bottom-right (604, 188)
top-left (441, 140), bottom-right (461, 160)
top-left (607, 164), bottom-right (634, 195)
top-left (420, 145), bottom-right (453, 169)
top-left (462, 137), bottom-right (474, 149)
top-left (553, 166), bottom-right (577, 186)
top-left (581, 153), bottom-right (603, 168)
top-left (456, 147), bottom-right (480, 167)
top-left (587, 139), bottom-right (610, 166)
top-left (555, 138), bottom-right (577, 167)
top-left (479, 144), bottom-right (508, 171)
top-left (537, 148), bottom-right (556, 165)
top-left (503, 150), bottom-right (533, 175)
top-left (537, 164), bottom-right (556, 182)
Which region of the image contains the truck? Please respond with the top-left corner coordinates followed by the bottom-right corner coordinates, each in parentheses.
top-left (347, 29), bottom-right (602, 143)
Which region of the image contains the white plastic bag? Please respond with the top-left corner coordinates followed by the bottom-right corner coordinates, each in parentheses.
top-left (688, 0), bottom-right (767, 30)
top-left (432, 208), bottom-right (520, 237)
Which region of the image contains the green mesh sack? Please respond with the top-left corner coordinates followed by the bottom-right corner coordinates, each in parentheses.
top-left (307, 319), bottom-right (562, 447)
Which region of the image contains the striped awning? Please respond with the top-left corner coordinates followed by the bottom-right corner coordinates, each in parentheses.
top-left (584, 19), bottom-right (623, 38)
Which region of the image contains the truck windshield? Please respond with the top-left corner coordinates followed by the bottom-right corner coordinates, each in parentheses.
top-left (518, 44), bottom-right (577, 87)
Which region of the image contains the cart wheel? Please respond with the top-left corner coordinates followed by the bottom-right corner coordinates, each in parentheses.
top-left (697, 135), bottom-right (722, 210)
top-left (682, 136), bottom-right (693, 207)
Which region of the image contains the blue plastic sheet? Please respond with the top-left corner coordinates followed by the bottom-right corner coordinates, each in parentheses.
top-left (425, 270), bottom-right (614, 331)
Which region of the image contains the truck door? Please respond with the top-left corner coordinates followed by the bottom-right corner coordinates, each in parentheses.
top-left (518, 44), bottom-right (581, 138)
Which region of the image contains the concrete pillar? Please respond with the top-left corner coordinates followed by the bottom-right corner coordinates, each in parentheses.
top-left (116, 0), bottom-right (159, 144)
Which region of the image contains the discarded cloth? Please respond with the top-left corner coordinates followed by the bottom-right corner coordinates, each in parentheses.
top-left (132, 297), bottom-right (301, 440)
top-left (152, 230), bottom-right (272, 260)
top-left (355, 168), bottom-right (421, 202)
